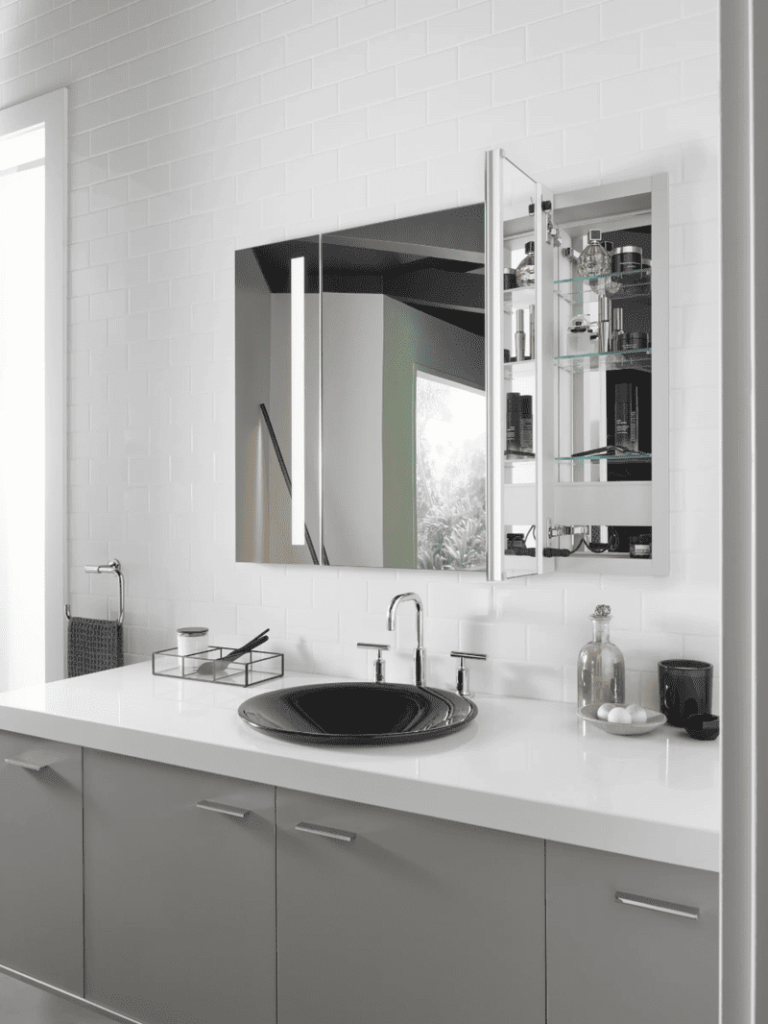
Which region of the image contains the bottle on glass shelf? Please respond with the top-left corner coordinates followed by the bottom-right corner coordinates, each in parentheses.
top-left (614, 383), bottom-right (631, 448)
top-left (528, 304), bottom-right (536, 359)
top-left (590, 239), bottom-right (622, 295)
top-left (577, 605), bottom-right (625, 709)
top-left (514, 309), bottom-right (526, 362)
top-left (598, 295), bottom-right (612, 354)
top-left (515, 241), bottom-right (535, 287)
top-left (519, 395), bottom-right (533, 454)
top-left (577, 229), bottom-right (612, 281)
top-left (612, 307), bottom-right (625, 352)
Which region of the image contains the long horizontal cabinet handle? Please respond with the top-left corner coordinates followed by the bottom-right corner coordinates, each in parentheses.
top-left (195, 799), bottom-right (250, 820)
top-left (4, 757), bottom-right (49, 772)
top-left (295, 821), bottom-right (356, 843)
top-left (615, 891), bottom-right (700, 920)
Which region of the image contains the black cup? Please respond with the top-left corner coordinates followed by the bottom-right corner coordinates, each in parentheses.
top-left (658, 659), bottom-right (713, 728)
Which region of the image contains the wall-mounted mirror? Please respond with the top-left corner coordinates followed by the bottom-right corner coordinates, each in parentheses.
top-left (235, 236), bottom-right (322, 566)
top-left (236, 205), bottom-right (488, 572)
top-left (320, 205), bottom-right (485, 570)
top-left (235, 157), bottom-right (666, 580)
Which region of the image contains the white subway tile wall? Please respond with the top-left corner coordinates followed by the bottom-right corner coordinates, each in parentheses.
top-left (2, 0), bottom-right (719, 706)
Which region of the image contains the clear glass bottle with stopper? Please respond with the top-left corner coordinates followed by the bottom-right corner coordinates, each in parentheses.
top-left (577, 604), bottom-right (625, 708)
top-left (515, 241), bottom-right (535, 287)
top-left (577, 229), bottom-right (612, 282)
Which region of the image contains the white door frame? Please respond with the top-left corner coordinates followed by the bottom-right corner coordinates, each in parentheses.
top-left (721, 1), bottom-right (768, 1020)
top-left (0, 89), bottom-right (68, 683)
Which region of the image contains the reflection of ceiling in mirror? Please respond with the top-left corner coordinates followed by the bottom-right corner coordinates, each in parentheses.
top-left (243, 204), bottom-right (487, 336)
top-left (324, 203), bottom-right (486, 337)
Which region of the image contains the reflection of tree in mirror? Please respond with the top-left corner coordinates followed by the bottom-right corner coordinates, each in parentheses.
top-left (416, 374), bottom-right (486, 571)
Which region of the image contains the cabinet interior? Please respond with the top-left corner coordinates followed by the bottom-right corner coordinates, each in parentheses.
top-left (500, 172), bottom-right (668, 579)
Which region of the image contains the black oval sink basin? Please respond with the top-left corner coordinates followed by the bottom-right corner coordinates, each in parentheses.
top-left (238, 682), bottom-right (477, 746)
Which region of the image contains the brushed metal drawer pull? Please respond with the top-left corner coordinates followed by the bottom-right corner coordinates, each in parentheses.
top-left (196, 799), bottom-right (249, 820)
top-left (615, 891), bottom-right (700, 920)
top-left (4, 757), bottom-right (48, 772)
top-left (295, 822), bottom-right (356, 843)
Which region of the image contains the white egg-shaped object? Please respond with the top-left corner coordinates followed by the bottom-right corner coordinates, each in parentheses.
top-left (597, 703), bottom-right (615, 720)
top-left (607, 706), bottom-right (633, 724)
top-left (626, 703), bottom-right (648, 724)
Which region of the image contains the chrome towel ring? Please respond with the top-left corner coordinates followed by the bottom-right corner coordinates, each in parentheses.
top-left (65, 559), bottom-right (124, 626)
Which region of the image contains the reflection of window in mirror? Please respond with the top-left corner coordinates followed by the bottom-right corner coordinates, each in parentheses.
top-left (415, 371), bottom-right (486, 571)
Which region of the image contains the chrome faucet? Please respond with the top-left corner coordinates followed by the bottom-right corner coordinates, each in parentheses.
top-left (387, 592), bottom-right (426, 688)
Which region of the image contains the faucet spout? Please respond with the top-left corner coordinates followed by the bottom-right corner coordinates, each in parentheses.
top-left (387, 592), bottom-right (426, 687)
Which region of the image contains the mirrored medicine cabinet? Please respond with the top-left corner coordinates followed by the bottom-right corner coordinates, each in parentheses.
top-left (235, 150), bottom-right (669, 580)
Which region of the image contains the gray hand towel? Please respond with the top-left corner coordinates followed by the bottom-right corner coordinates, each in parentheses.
top-left (68, 616), bottom-right (124, 678)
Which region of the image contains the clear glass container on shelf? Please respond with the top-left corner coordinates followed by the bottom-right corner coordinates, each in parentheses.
top-left (515, 240), bottom-right (535, 287)
top-left (577, 604), bottom-right (625, 708)
top-left (576, 229), bottom-right (611, 281)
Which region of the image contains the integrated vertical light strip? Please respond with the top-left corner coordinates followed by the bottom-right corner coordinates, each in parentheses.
top-left (485, 149), bottom-right (504, 582)
top-left (290, 256), bottom-right (305, 547)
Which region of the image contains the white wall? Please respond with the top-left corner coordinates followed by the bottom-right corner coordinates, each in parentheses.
top-left (4, 0), bottom-right (719, 705)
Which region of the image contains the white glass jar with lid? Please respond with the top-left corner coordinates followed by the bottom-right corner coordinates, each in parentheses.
top-left (577, 605), bottom-right (625, 708)
top-left (177, 626), bottom-right (209, 657)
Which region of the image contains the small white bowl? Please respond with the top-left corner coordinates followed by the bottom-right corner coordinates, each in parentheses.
top-left (578, 703), bottom-right (667, 737)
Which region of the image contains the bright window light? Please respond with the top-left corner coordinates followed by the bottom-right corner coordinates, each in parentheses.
top-left (0, 124), bottom-right (45, 690)
top-left (0, 123), bottom-right (44, 173)
top-left (415, 371), bottom-right (486, 570)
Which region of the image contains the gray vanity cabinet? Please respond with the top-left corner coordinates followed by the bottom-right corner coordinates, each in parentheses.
top-left (83, 750), bottom-right (276, 1024)
top-left (0, 730), bottom-right (83, 994)
top-left (546, 841), bottom-right (719, 1024)
top-left (276, 788), bottom-right (546, 1024)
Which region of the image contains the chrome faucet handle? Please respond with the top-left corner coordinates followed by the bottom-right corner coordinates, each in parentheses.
top-left (450, 651), bottom-right (486, 698)
top-left (357, 642), bottom-right (390, 683)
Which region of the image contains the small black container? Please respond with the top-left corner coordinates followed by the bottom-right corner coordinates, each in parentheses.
top-left (612, 245), bottom-right (643, 275)
top-left (659, 659), bottom-right (713, 728)
top-left (683, 713), bottom-right (720, 741)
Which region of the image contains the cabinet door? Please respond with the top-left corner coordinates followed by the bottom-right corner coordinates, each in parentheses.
top-left (546, 841), bottom-right (718, 1024)
top-left (277, 788), bottom-right (545, 1024)
top-left (0, 730), bottom-right (83, 994)
top-left (83, 750), bottom-right (275, 1024)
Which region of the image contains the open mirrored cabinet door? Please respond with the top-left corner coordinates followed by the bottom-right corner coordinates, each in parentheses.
top-left (235, 236), bottom-right (323, 566)
top-left (320, 206), bottom-right (486, 571)
top-left (486, 150), bottom-right (552, 581)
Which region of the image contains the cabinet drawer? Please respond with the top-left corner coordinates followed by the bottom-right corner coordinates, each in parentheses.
top-left (84, 750), bottom-right (276, 1024)
top-left (0, 730), bottom-right (83, 994)
top-left (546, 841), bottom-right (718, 1024)
top-left (277, 788), bottom-right (546, 1024)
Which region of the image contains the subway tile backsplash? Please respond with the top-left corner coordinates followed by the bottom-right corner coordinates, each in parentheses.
top-left (0, 0), bottom-right (720, 707)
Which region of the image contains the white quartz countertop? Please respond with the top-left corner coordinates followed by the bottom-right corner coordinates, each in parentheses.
top-left (0, 663), bottom-right (720, 872)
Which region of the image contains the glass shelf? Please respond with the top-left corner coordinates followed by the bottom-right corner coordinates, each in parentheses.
top-left (555, 268), bottom-right (651, 302)
top-left (555, 348), bottom-right (651, 373)
top-left (504, 285), bottom-right (535, 309)
top-left (504, 359), bottom-right (536, 380)
top-left (505, 451), bottom-right (536, 464)
top-left (556, 452), bottom-right (651, 464)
